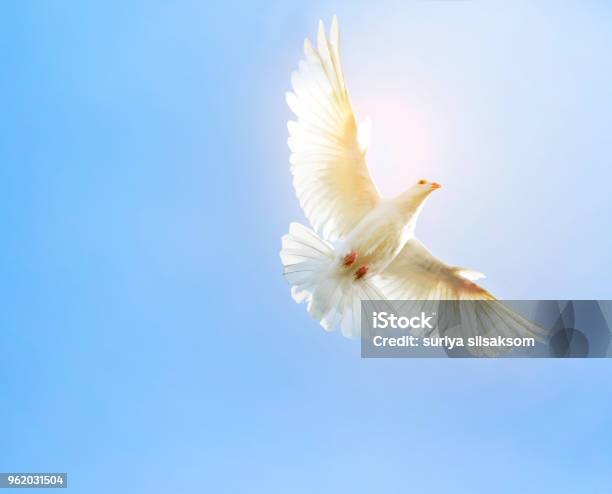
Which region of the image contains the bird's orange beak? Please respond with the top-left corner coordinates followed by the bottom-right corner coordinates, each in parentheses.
top-left (431, 182), bottom-right (442, 190)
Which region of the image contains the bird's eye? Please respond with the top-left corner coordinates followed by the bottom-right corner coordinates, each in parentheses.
top-left (418, 179), bottom-right (427, 185)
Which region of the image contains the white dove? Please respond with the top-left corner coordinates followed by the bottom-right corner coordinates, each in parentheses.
top-left (280, 16), bottom-right (543, 346)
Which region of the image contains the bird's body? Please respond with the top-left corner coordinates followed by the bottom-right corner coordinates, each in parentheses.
top-left (336, 192), bottom-right (426, 277)
top-left (280, 17), bottom-right (544, 350)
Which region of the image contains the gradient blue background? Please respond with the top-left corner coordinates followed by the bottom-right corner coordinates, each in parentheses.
top-left (1, 2), bottom-right (611, 493)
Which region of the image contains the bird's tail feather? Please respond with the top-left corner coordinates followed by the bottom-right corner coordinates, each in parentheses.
top-left (280, 222), bottom-right (384, 338)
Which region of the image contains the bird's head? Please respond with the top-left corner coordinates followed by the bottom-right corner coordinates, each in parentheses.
top-left (394, 179), bottom-right (442, 216)
top-left (416, 179), bottom-right (442, 192)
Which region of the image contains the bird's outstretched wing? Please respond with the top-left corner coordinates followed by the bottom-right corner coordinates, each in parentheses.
top-left (378, 238), bottom-right (494, 301)
top-left (287, 16), bottom-right (379, 242)
top-left (377, 239), bottom-right (545, 355)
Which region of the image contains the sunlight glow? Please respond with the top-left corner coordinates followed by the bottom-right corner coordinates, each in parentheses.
top-left (357, 94), bottom-right (436, 198)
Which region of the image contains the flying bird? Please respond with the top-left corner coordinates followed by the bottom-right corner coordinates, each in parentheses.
top-left (280, 16), bottom-right (543, 348)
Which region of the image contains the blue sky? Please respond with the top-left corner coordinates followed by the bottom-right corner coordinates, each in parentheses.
top-left (1, 1), bottom-right (611, 493)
